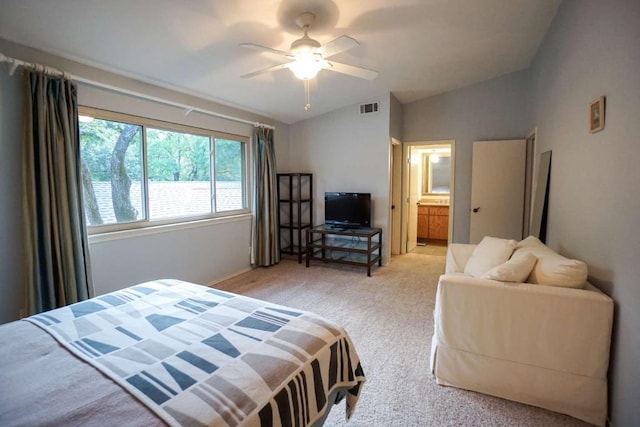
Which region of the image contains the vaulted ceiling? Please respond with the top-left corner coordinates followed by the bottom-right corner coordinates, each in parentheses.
top-left (0, 0), bottom-right (561, 124)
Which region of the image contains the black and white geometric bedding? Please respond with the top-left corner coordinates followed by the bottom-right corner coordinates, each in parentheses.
top-left (26, 279), bottom-right (365, 427)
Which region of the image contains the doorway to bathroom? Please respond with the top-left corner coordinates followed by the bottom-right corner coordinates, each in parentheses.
top-left (399, 140), bottom-right (455, 255)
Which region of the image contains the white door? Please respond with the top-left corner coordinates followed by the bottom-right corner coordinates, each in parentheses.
top-left (390, 142), bottom-right (403, 254)
top-left (406, 147), bottom-right (420, 252)
top-left (469, 139), bottom-right (526, 243)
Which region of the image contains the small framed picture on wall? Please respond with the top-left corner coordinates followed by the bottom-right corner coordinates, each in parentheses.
top-left (589, 96), bottom-right (605, 133)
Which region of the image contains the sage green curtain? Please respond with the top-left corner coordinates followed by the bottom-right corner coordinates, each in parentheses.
top-left (23, 70), bottom-right (94, 314)
top-left (251, 127), bottom-right (280, 267)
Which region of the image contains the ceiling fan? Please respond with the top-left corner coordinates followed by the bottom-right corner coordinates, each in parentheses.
top-left (240, 12), bottom-right (378, 110)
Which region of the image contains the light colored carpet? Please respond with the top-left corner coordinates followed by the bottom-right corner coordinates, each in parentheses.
top-left (215, 253), bottom-right (588, 427)
top-left (411, 243), bottom-right (448, 257)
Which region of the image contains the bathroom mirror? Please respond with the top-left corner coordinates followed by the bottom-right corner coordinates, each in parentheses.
top-left (422, 153), bottom-right (451, 195)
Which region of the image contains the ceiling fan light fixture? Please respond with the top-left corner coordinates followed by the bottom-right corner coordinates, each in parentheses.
top-left (289, 52), bottom-right (323, 80)
top-left (240, 10), bottom-right (377, 109)
top-left (290, 34), bottom-right (321, 56)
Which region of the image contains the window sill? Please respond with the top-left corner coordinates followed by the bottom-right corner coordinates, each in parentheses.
top-left (88, 213), bottom-right (252, 244)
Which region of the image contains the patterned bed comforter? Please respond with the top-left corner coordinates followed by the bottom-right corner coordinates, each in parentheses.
top-left (25, 279), bottom-right (365, 427)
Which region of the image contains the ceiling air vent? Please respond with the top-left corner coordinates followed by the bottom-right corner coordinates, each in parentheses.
top-left (359, 102), bottom-right (379, 115)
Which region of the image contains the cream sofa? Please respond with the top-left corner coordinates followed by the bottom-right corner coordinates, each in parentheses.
top-left (430, 236), bottom-right (614, 426)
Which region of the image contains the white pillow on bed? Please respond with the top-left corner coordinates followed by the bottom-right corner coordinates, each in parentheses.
top-left (464, 236), bottom-right (517, 278)
top-left (482, 252), bottom-right (537, 282)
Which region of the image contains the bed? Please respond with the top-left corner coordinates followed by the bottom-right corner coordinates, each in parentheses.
top-left (0, 279), bottom-right (365, 426)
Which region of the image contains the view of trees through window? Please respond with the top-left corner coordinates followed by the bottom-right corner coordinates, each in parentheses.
top-left (79, 113), bottom-right (246, 228)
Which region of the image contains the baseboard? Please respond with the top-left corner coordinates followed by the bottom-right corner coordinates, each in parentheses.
top-left (207, 267), bottom-right (252, 287)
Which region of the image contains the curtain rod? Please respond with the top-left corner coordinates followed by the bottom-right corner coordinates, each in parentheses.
top-left (0, 52), bottom-right (275, 130)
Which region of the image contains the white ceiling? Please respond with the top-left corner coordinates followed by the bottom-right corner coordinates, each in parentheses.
top-left (0, 0), bottom-right (561, 124)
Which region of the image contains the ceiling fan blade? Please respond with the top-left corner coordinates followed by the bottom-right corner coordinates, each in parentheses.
top-left (240, 43), bottom-right (293, 59)
top-left (318, 35), bottom-right (359, 58)
top-left (241, 62), bottom-right (292, 79)
top-left (324, 61), bottom-right (378, 80)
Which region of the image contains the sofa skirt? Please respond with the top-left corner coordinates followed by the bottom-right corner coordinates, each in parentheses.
top-left (430, 336), bottom-right (607, 426)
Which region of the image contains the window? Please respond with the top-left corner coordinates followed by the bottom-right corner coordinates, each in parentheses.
top-left (79, 108), bottom-right (249, 231)
top-left (214, 139), bottom-right (246, 212)
top-left (146, 127), bottom-right (212, 220)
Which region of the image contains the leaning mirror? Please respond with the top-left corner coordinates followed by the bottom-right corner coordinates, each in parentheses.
top-left (422, 153), bottom-right (451, 195)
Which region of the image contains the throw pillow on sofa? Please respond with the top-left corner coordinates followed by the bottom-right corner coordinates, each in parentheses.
top-left (464, 236), bottom-right (517, 277)
top-left (482, 252), bottom-right (537, 282)
top-left (513, 236), bottom-right (588, 288)
top-left (516, 235), bottom-right (556, 254)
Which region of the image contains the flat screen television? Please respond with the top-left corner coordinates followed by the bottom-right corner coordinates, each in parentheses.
top-left (324, 192), bottom-right (371, 229)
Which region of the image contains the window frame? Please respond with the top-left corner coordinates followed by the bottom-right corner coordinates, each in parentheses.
top-left (79, 106), bottom-right (251, 235)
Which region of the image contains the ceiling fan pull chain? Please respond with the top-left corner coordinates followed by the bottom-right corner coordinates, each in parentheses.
top-left (304, 79), bottom-right (311, 110)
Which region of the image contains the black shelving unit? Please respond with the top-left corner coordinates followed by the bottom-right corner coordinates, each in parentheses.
top-left (277, 173), bottom-right (313, 263)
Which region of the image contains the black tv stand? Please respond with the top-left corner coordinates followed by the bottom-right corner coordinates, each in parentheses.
top-left (325, 224), bottom-right (363, 232)
top-left (306, 225), bottom-right (382, 276)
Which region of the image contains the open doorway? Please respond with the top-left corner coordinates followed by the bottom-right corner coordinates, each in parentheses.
top-left (394, 140), bottom-right (455, 255)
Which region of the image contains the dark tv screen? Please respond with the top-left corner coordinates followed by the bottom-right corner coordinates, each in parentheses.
top-left (324, 192), bottom-right (371, 228)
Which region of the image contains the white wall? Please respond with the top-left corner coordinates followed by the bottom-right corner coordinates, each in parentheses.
top-left (389, 94), bottom-right (403, 142)
top-left (289, 95), bottom-right (392, 263)
top-left (403, 70), bottom-right (531, 242)
top-left (89, 218), bottom-right (251, 295)
top-left (528, 1), bottom-right (640, 424)
top-left (0, 39), bottom-right (289, 320)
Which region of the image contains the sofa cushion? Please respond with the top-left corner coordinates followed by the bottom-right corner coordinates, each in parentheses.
top-left (482, 252), bottom-right (537, 282)
top-left (513, 236), bottom-right (588, 289)
top-left (464, 236), bottom-right (517, 277)
top-left (516, 235), bottom-right (556, 254)
top-left (445, 244), bottom-right (477, 274)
